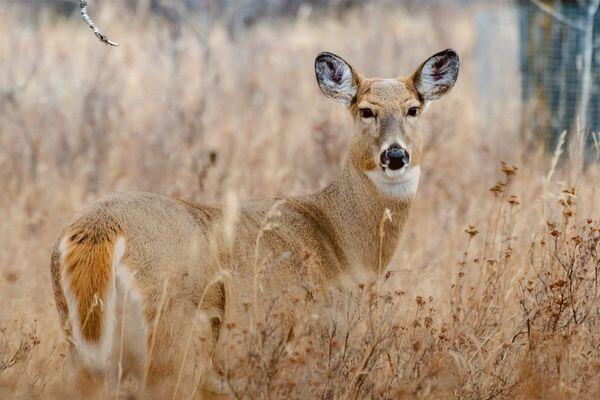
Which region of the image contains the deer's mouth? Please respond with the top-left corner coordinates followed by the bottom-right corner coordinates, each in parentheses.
top-left (380, 164), bottom-right (417, 180)
top-left (365, 165), bottom-right (421, 198)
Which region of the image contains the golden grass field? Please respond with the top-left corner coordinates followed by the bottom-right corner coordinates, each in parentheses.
top-left (0, 2), bottom-right (599, 399)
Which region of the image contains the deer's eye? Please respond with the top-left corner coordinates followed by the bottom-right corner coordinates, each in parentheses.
top-left (407, 107), bottom-right (420, 117)
top-left (359, 108), bottom-right (375, 119)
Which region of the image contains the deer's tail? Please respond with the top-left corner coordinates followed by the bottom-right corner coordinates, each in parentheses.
top-left (51, 219), bottom-right (124, 372)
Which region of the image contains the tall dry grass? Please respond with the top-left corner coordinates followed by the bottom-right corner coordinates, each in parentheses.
top-left (0, 2), bottom-right (599, 399)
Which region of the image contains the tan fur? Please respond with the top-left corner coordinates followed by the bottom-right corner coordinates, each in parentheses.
top-left (51, 239), bottom-right (71, 337)
top-left (50, 50), bottom-right (458, 398)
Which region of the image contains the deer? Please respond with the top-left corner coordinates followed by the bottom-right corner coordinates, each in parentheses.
top-left (50, 49), bottom-right (458, 398)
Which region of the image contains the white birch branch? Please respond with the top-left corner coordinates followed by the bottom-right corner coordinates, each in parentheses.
top-left (79, 0), bottom-right (118, 47)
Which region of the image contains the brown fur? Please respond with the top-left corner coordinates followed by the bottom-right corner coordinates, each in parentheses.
top-left (50, 50), bottom-right (458, 398)
top-left (62, 218), bottom-right (121, 341)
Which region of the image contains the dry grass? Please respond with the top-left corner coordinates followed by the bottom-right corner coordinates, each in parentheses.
top-left (0, 2), bottom-right (599, 399)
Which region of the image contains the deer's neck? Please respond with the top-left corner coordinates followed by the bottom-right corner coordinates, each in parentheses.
top-left (308, 159), bottom-right (414, 277)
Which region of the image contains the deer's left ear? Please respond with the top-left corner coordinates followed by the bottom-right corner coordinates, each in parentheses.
top-left (315, 52), bottom-right (361, 106)
top-left (412, 49), bottom-right (459, 101)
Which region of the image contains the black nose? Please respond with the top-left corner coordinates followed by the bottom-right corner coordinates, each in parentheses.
top-left (380, 144), bottom-right (409, 171)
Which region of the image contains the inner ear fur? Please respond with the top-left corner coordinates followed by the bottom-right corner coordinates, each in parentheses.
top-left (411, 49), bottom-right (459, 101)
top-left (315, 52), bottom-right (362, 105)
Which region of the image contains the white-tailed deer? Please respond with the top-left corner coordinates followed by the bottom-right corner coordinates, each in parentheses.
top-left (51, 49), bottom-right (458, 398)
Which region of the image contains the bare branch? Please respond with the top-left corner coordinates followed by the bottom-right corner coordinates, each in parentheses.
top-left (529, 0), bottom-right (584, 31)
top-left (79, 1), bottom-right (119, 47)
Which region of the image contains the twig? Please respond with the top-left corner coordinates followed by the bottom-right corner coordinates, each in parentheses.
top-left (79, 1), bottom-right (119, 46)
top-left (592, 132), bottom-right (600, 159)
top-left (529, 0), bottom-right (584, 31)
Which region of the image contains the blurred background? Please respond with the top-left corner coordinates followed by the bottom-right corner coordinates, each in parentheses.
top-left (1, 0), bottom-right (599, 330)
top-left (0, 0), bottom-right (598, 290)
top-left (5, 0), bottom-right (600, 146)
top-left (0, 0), bottom-right (598, 201)
top-left (0, 1), bottom-right (599, 397)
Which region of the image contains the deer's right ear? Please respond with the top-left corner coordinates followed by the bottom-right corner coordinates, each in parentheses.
top-left (315, 52), bottom-right (359, 106)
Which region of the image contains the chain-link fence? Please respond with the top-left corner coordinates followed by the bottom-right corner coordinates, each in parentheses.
top-left (518, 0), bottom-right (600, 151)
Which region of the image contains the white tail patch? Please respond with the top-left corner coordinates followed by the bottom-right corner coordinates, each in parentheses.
top-left (114, 262), bottom-right (148, 375)
top-left (60, 236), bottom-right (126, 372)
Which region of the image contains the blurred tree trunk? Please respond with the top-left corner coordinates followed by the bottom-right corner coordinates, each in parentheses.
top-left (577, 0), bottom-right (600, 130)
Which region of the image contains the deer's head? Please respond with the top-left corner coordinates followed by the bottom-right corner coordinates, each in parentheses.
top-left (315, 49), bottom-right (459, 198)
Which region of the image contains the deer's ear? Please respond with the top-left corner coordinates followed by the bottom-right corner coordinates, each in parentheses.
top-left (412, 49), bottom-right (459, 101)
top-left (315, 52), bottom-right (360, 105)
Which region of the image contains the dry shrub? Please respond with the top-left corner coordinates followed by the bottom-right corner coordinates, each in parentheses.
top-left (204, 168), bottom-right (598, 400)
top-left (0, 1), bottom-right (599, 399)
